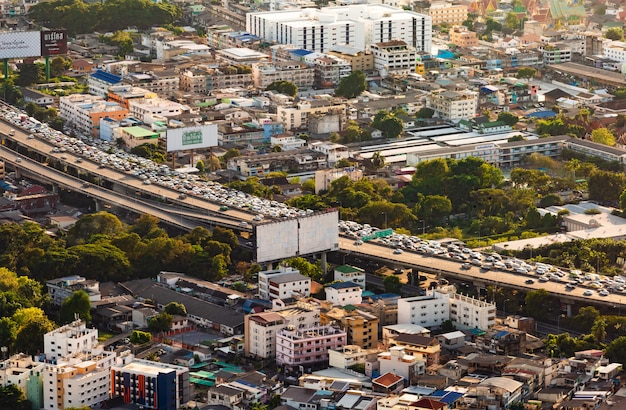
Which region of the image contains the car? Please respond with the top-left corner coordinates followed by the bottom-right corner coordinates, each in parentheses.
top-left (515, 267), bottom-right (529, 274)
top-left (239, 221), bottom-right (249, 227)
top-left (60, 155), bottom-right (68, 160)
top-left (219, 206), bottom-right (229, 211)
top-left (354, 240), bottom-right (363, 245)
top-left (178, 193), bottom-right (187, 200)
top-left (75, 158), bottom-right (83, 163)
top-left (599, 290), bottom-right (610, 297)
top-left (15, 157), bottom-right (21, 163)
top-left (583, 290), bottom-right (593, 296)
top-left (461, 263), bottom-right (471, 270)
top-left (8, 129), bottom-right (14, 136)
top-left (538, 276), bottom-right (549, 282)
top-left (393, 248), bottom-right (403, 254)
top-left (26, 134), bottom-right (34, 139)
top-left (525, 279), bottom-right (535, 284)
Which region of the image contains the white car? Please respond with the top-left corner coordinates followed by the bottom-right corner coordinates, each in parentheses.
top-left (393, 248), bottom-right (403, 254)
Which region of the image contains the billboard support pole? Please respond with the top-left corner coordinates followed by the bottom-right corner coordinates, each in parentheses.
top-left (3, 59), bottom-right (7, 102)
top-left (45, 56), bottom-right (50, 82)
top-left (46, 56), bottom-right (50, 82)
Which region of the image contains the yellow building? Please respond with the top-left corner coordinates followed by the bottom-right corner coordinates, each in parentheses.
top-left (328, 46), bottom-right (375, 73)
top-left (450, 26), bottom-right (478, 48)
top-left (429, 2), bottom-right (468, 25)
top-left (321, 305), bottom-right (379, 350)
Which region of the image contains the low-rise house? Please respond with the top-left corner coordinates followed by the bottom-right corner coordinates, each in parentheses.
top-left (325, 281), bottom-right (362, 306)
top-left (378, 346), bottom-right (425, 384)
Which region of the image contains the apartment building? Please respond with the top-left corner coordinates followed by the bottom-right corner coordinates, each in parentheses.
top-left (107, 85), bottom-right (155, 109)
top-left (46, 276), bottom-right (101, 306)
top-left (247, 5), bottom-right (432, 53)
top-left (244, 301), bottom-right (321, 358)
top-left (309, 141), bottom-right (350, 166)
top-left (334, 265), bottom-right (366, 289)
top-left (321, 306), bottom-right (379, 349)
top-left (371, 40), bottom-right (417, 78)
top-left (227, 149), bottom-right (327, 177)
top-left (450, 293), bottom-right (496, 330)
top-left (44, 320), bottom-right (98, 361)
top-left (303, 54), bottom-right (352, 88)
top-left (276, 100), bottom-right (346, 130)
top-left (88, 70), bottom-right (122, 98)
top-left (111, 359), bottom-right (190, 409)
top-left (59, 94), bottom-right (128, 137)
top-left (397, 291), bottom-right (450, 328)
top-left (540, 44), bottom-right (572, 65)
top-left (251, 61), bottom-right (315, 89)
top-left (328, 345), bottom-right (379, 370)
top-left (377, 346), bottom-right (425, 383)
top-left (427, 89), bottom-right (478, 121)
top-left (125, 70), bottom-right (180, 94)
top-left (258, 266), bottom-right (311, 300)
top-left (270, 134), bottom-right (307, 151)
top-left (328, 46), bottom-right (374, 72)
top-left (325, 282), bottom-right (363, 306)
top-left (218, 122), bottom-right (265, 145)
top-left (180, 66), bottom-right (254, 93)
top-left (275, 326), bottom-right (347, 367)
top-left (0, 354), bottom-right (45, 409)
top-left (429, 2), bottom-right (468, 25)
top-left (314, 167), bottom-right (363, 194)
top-left (603, 41), bottom-right (626, 63)
top-left (450, 26), bottom-right (478, 48)
top-left (128, 97), bottom-right (187, 124)
top-left (388, 333), bottom-right (441, 366)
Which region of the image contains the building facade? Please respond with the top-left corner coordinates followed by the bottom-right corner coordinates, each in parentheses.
top-left (429, 2), bottom-right (468, 25)
top-left (276, 326), bottom-right (347, 367)
top-left (258, 266), bottom-right (311, 300)
top-left (371, 40), bottom-right (417, 78)
top-left (59, 94), bottom-right (128, 137)
top-left (251, 62), bottom-right (315, 89)
top-left (427, 89), bottom-right (478, 121)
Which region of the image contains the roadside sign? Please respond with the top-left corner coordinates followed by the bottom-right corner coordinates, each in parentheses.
top-left (362, 228), bottom-right (393, 242)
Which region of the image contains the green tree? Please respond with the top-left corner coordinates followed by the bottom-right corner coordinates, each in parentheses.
top-left (383, 275), bottom-right (402, 294)
top-left (588, 169), bottom-right (626, 203)
top-left (591, 318), bottom-right (607, 342)
top-left (416, 107), bottom-right (435, 119)
top-left (605, 336), bottom-right (626, 365)
top-left (335, 70), bottom-right (367, 99)
top-left (517, 67), bottom-right (537, 79)
top-left (590, 128), bottom-right (616, 146)
top-left (148, 312), bottom-right (173, 332)
top-left (50, 57), bottom-right (70, 77)
top-left (15, 63), bottom-right (44, 86)
top-left (14, 313), bottom-right (55, 355)
top-left (196, 160), bottom-right (205, 173)
top-left (605, 27), bottom-right (624, 41)
top-left (0, 384), bottom-right (32, 410)
top-left (524, 289), bottom-right (550, 320)
top-left (59, 290), bottom-right (92, 324)
top-left (130, 330), bottom-right (152, 344)
top-left (283, 257), bottom-right (323, 282)
top-left (163, 302), bottom-right (187, 316)
top-left (504, 11), bottom-right (521, 29)
top-left (620, 189), bottom-right (626, 212)
top-left (67, 212), bottom-right (124, 246)
top-left (69, 243), bottom-right (131, 282)
top-left (497, 112), bottom-right (519, 126)
top-left (378, 116), bottom-right (404, 139)
top-left (266, 80), bottom-right (298, 97)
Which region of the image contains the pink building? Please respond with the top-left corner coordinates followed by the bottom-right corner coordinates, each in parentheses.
top-left (276, 326), bottom-right (347, 368)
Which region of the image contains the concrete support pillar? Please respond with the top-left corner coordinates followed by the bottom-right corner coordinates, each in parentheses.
top-left (14, 167), bottom-right (21, 179)
top-left (266, 262), bottom-right (273, 271)
top-left (565, 303), bottom-right (573, 317)
top-left (52, 183), bottom-right (59, 194)
top-left (321, 252), bottom-right (327, 275)
top-left (94, 199), bottom-right (102, 212)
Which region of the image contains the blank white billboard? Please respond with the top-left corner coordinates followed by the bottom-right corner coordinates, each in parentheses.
top-left (0, 31), bottom-right (41, 59)
top-left (255, 219), bottom-right (299, 263)
top-left (166, 124), bottom-right (218, 152)
top-left (298, 211), bottom-right (339, 255)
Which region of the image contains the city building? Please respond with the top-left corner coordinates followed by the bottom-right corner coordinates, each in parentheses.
top-left (314, 167), bottom-right (363, 194)
top-left (328, 46), bottom-right (375, 72)
top-left (44, 320), bottom-right (99, 362)
top-left (88, 70), bottom-right (122, 98)
top-left (387, 334), bottom-right (441, 366)
top-left (59, 94), bottom-right (129, 137)
top-left (110, 359), bottom-right (190, 409)
top-left (334, 265), bottom-right (366, 289)
top-left (461, 377), bottom-right (524, 409)
top-left (247, 5), bottom-right (432, 54)
top-left (276, 325), bottom-right (347, 368)
top-left (125, 70), bottom-right (180, 94)
top-left (325, 282), bottom-right (363, 306)
top-left (0, 354), bottom-right (45, 410)
top-left (128, 97), bottom-right (187, 124)
top-left (449, 26), bottom-right (478, 48)
top-left (328, 345), bottom-right (379, 370)
top-left (46, 276), bottom-right (101, 306)
top-left (107, 85), bottom-right (155, 109)
top-left (377, 346), bottom-right (425, 383)
top-left (119, 126), bottom-right (161, 149)
top-left (303, 54), bottom-right (352, 88)
top-left (270, 134), bottom-right (307, 151)
top-left (427, 89), bottom-right (478, 121)
top-left (180, 66), bottom-right (254, 93)
top-left (397, 290), bottom-right (451, 328)
top-left (540, 44), bottom-right (572, 64)
top-left (276, 100), bottom-right (346, 131)
top-left (308, 141), bottom-right (350, 166)
top-left (321, 305), bottom-right (379, 349)
top-left (251, 61), bottom-right (315, 89)
top-left (370, 40), bottom-right (417, 78)
top-left (258, 265), bottom-right (311, 300)
top-left (227, 149), bottom-right (327, 177)
top-left (603, 41), bottom-right (626, 63)
top-left (428, 2), bottom-right (468, 25)
top-left (449, 292), bottom-right (496, 330)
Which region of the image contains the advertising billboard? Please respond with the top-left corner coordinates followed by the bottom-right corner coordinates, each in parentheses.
top-left (0, 31), bottom-right (41, 59)
top-left (297, 211), bottom-right (339, 255)
top-left (254, 210), bottom-right (339, 263)
top-left (255, 219), bottom-right (299, 263)
top-left (41, 30), bottom-right (68, 56)
top-left (166, 124), bottom-right (218, 152)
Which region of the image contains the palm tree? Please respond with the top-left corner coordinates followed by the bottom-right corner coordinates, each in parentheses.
top-left (370, 151), bottom-right (386, 170)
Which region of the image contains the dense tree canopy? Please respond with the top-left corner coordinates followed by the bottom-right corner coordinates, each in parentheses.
top-left (335, 71), bottom-right (367, 99)
top-left (266, 81), bottom-right (298, 97)
top-left (59, 290), bottom-right (92, 324)
top-left (29, 0), bottom-right (182, 35)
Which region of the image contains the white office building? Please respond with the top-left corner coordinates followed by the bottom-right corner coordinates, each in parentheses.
top-left (449, 293), bottom-right (496, 330)
top-left (128, 97), bottom-right (188, 124)
top-left (325, 281), bottom-right (363, 306)
top-left (370, 40), bottom-right (417, 77)
top-left (44, 320), bottom-right (99, 361)
top-left (427, 89), bottom-right (478, 121)
top-left (247, 5), bottom-right (432, 53)
top-left (603, 41), bottom-right (626, 63)
top-left (258, 265), bottom-right (311, 300)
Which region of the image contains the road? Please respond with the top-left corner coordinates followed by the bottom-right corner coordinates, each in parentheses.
top-left (340, 237), bottom-right (626, 309)
top-left (4, 117), bottom-right (626, 309)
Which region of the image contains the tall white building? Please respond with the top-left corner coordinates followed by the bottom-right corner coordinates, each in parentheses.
top-left (247, 5), bottom-right (432, 53)
top-left (603, 41), bottom-right (626, 63)
top-left (397, 287), bottom-right (495, 330)
top-left (258, 265), bottom-right (312, 300)
top-left (44, 320), bottom-right (99, 361)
